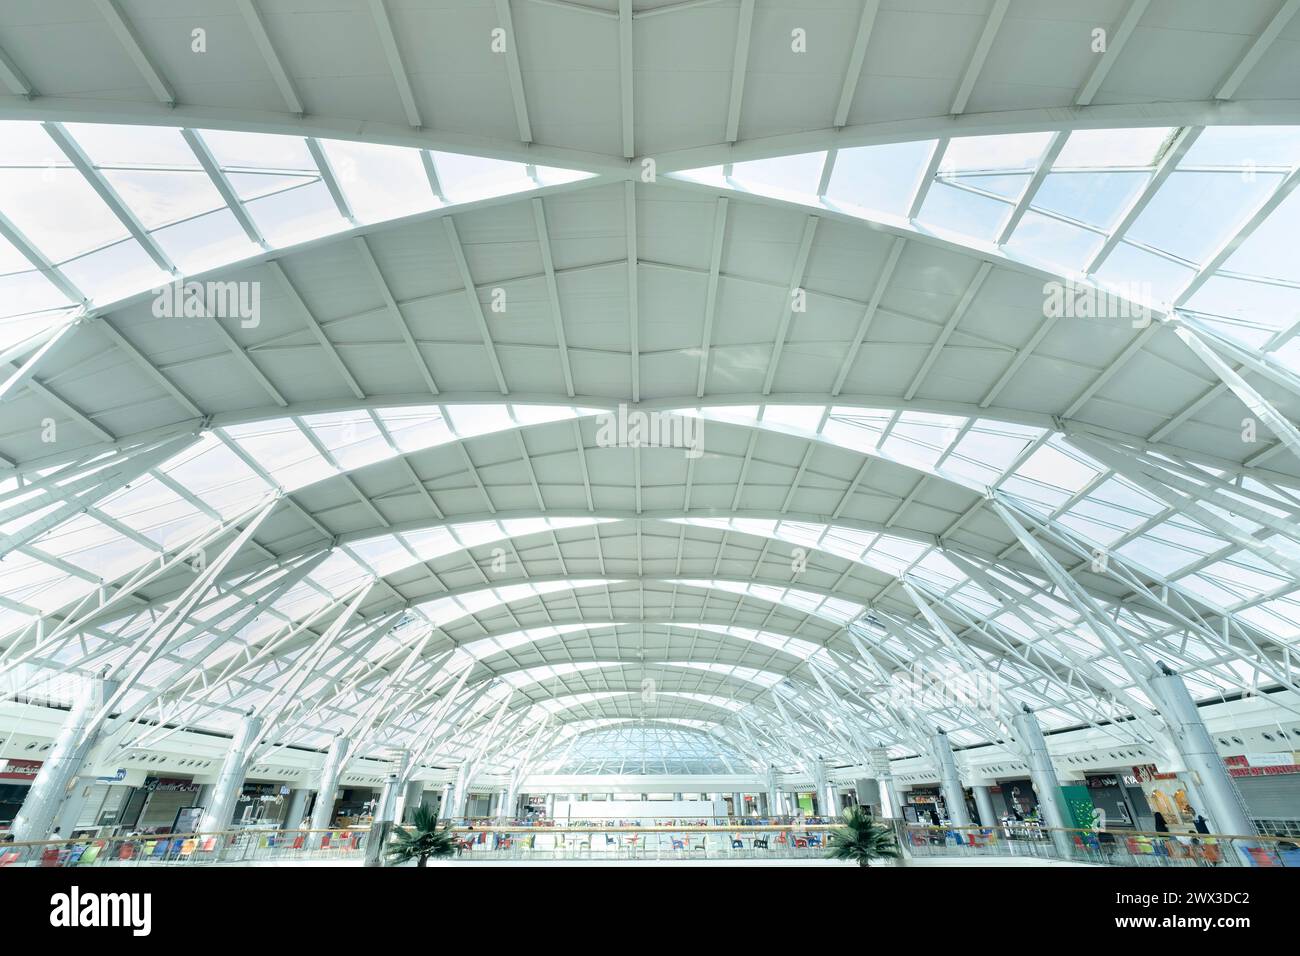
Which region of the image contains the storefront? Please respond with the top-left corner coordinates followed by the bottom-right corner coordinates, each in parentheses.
top-left (231, 782), bottom-right (292, 828)
top-left (902, 786), bottom-right (943, 823)
top-left (119, 777), bottom-right (202, 833)
top-left (0, 758), bottom-right (41, 829)
top-left (1131, 764), bottom-right (1198, 831)
top-left (1083, 773), bottom-right (1146, 829)
top-left (993, 779), bottom-right (1038, 820)
top-left (332, 787), bottom-right (379, 827)
top-left (1226, 753), bottom-right (1300, 831)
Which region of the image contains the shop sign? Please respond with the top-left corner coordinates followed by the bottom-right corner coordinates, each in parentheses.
top-left (0, 758), bottom-right (41, 780)
top-left (1225, 754), bottom-right (1300, 777)
top-left (145, 777), bottom-right (200, 792)
top-left (1086, 775), bottom-right (1120, 788)
top-left (1131, 763), bottom-right (1177, 782)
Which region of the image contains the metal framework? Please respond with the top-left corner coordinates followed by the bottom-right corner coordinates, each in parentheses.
top-left (1, 1), bottom-right (1299, 805)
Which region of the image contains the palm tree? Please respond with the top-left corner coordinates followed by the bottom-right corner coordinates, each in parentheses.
top-left (826, 805), bottom-right (901, 867)
top-left (385, 804), bottom-right (459, 867)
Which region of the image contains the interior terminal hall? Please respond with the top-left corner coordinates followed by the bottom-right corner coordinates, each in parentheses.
top-left (1, 0), bottom-right (1300, 879)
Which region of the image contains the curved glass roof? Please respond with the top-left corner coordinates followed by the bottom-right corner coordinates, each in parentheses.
top-left (539, 724), bottom-right (756, 775)
top-left (674, 124), bottom-right (1300, 373)
top-left (0, 120), bottom-right (593, 354)
top-left (3, 115), bottom-right (1299, 781)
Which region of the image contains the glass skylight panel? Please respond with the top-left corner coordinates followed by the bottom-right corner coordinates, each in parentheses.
top-left (1125, 171), bottom-right (1281, 265)
top-left (1015, 442), bottom-right (1100, 495)
top-left (950, 173), bottom-right (1031, 201)
top-left (1183, 275), bottom-right (1300, 340)
top-left (1220, 187), bottom-right (1300, 282)
top-left (222, 420), bottom-right (336, 491)
top-left (1055, 128), bottom-right (1175, 169)
top-left (0, 164), bottom-right (128, 262)
top-left (941, 133), bottom-right (1054, 174)
top-left (1093, 242), bottom-right (1193, 305)
top-left (915, 182), bottom-right (1007, 242)
top-left (1032, 171), bottom-right (1147, 231)
top-left (244, 179), bottom-right (349, 248)
top-left (728, 151), bottom-right (827, 200)
top-left (446, 403), bottom-right (517, 438)
top-left (1178, 126), bottom-right (1300, 170)
top-left (301, 410), bottom-right (391, 472)
top-left (34, 512), bottom-right (156, 581)
top-left (60, 239), bottom-right (170, 305)
top-left (0, 271), bottom-right (73, 330)
top-left (375, 406), bottom-right (455, 451)
top-left (1004, 210), bottom-right (1103, 271)
top-left (97, 477), bottom-right (207, 548)
top-left (151, 208), bottom-right (262, 275)
top-left (162, 433), bottom-right (270, 516)
top-left (318, 139), bottom-right (438, 223)
top-left (823, 140), bottom-right (935, 217)
top-left (761, 404), bottom-right (826, 433)
top-left (432, 152), bottom-right (535, 202)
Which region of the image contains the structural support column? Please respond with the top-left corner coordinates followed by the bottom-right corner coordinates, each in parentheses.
top-left (972, 784), bottom-right (997, 828)
top-left (438, 783), bottom-right (454, 821)
top-left (1149, 663), bottom-right (1256, 836)
top-left (931, 731), bottom-right (972, 827)
top-left (766, 766), bottom-right (780, 819)
top-left (399, 779), bottom-right (425, 823)
top-left (811, 757), bottom-right (829, 816)
top-left (11, 676), bottom-right (118, 842)
top-left (199, 712), bottom-right (263, 834)
top-left (1011, 707), bottom-right (1073, 856)
top-left (854, 777), bottom-right (881, 815)
top-left (365, 750), bottom-right (410, 867)
top-left (731, 792), bottom-right (744, 817)
top-left (872, 748), bottom-right (901, 818)
top-left (283, 788), bottom-right (309, 830)
top-left (309, 733), bottom-right (350, 832)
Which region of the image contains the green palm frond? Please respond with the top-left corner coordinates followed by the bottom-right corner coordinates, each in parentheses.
top-left (386, 803), bottom-right (459, 866)
top-left (825, 805), bottom-right (900, 867)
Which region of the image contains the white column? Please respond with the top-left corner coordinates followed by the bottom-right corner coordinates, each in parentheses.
top-left (308, 734), bottom-right (350, 831)
top-left (972, 784), bottom-right (997, 827)
top-left (398, 779), bottom-right (425, 823)
top-left (931, 731), bottom-right (971, 827)
top-left (283, 788), bottom-right (309, 830)
top-left (365, 751), bottom-right (410, 867)
top-left (199, 713), bottom-right (263, 833)
top-left (811, 757), bottom-right (829, 815)
top-left (872, 748), bottom-right (900, 818)
top-left (438, 783), bottom-right (454, 821)
top-left (11, 677), bottom-right (118, 842)
top-left (1149, 664), bottom-right (1255, 835)
top-left (854, 777), bottom-right (881, 814)
top-left (1011, 707), bottom-right (1073, 856)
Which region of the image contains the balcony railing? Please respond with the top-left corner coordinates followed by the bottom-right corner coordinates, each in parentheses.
top-left (2, 818), bottom-right (1296, 867)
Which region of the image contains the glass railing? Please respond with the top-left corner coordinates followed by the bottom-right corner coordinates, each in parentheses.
top-left (4, 818), bottom-right (1295, 867)
top-left (439, 821), bottom-right (838, 861)
top-left (897, 821), bottom-right (1300, 868)
top-left (0, 827), bottom-right (373, 867)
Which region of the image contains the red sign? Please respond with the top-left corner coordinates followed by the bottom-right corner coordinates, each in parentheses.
top-left (0, 759), bottom-right (41, 780)
top-left (1225, 755), bottom-right (1300, 777)
top-left (1131, 764), bottom-right (1177, 782)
